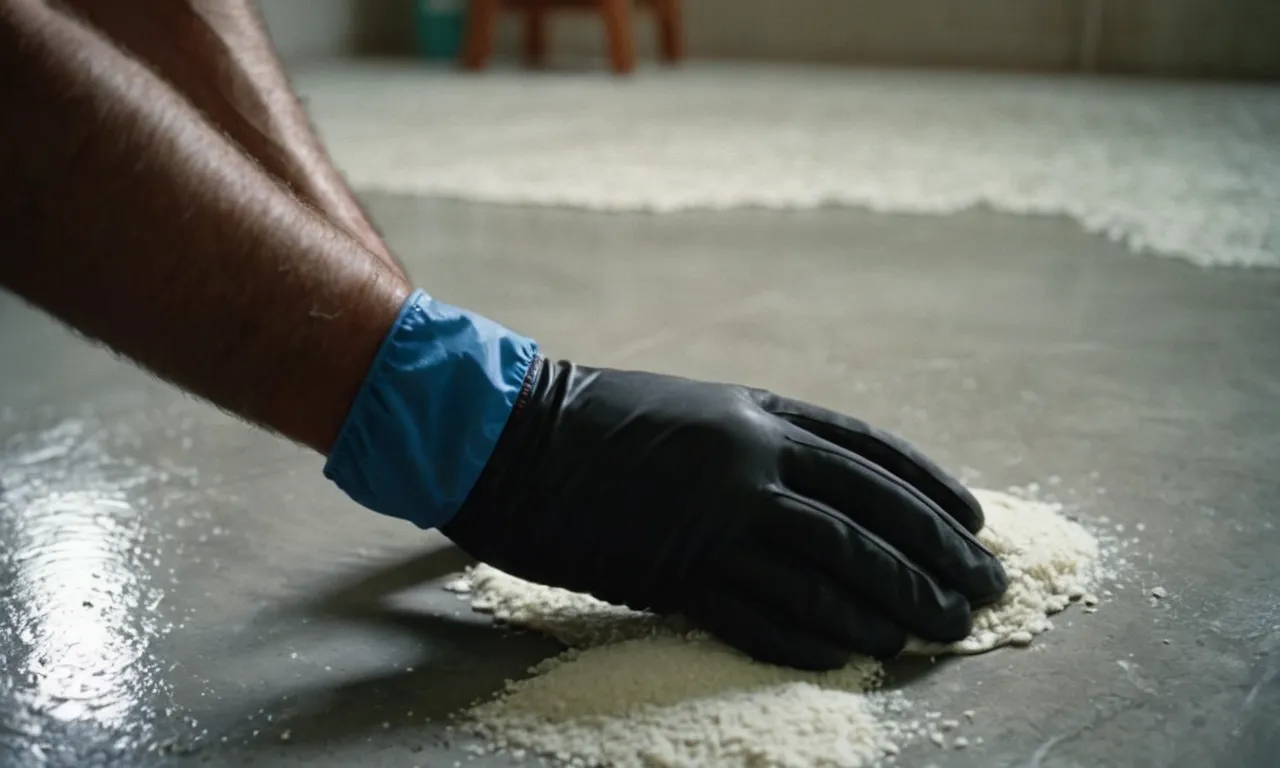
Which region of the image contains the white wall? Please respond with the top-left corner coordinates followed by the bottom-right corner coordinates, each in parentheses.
top-left (258, 0), bottom-right (413, 62)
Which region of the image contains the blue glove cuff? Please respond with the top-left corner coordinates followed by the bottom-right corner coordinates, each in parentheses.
top-left (323, 289), bottom-right (539, 529)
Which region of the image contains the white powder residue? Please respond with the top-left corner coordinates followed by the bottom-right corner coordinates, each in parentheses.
top-left (459, 565), bottom-right (682, 648)
top-left (904, 489), bottom-right (1104, 655)
top-left (464, 637), bottom-right (902, 768)
top-left (295, 62), bottom-right (1280, 269)
top-left (445, 488), bottom-right (1106, 766)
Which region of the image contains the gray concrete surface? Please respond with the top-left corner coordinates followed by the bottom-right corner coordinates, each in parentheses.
top-left (2, 198), bottom-right (1278, 767)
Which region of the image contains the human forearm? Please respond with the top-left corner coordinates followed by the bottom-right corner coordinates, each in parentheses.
top-left (0, 3), bottom-right (1008, 678)
top-left (0, 1), bottom-right (409, 452)
top-left (55, 0), bottom-right (406, 278)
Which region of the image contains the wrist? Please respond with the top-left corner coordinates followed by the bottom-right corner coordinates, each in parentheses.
top-left (323, 290), bottom-right (539, 529)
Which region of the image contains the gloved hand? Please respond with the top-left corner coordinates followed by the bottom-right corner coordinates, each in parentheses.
top-left (444, 358), bottom-right (1007, 669)
top-left (325, 290), bottom-right (1008, 670)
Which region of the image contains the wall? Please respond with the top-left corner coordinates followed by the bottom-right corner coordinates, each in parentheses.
top-left (258, 0), bottom-right (1280, 79)
top-left (257, 0), bottom-right (413, 61)
top-left (1094, 0), bottom-right (1280, 78)
top-left (514, 0), bottom-right (1085, 71)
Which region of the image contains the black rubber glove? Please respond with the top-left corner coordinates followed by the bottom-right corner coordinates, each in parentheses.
top-left (442, 357), bottom-right (1008, 670)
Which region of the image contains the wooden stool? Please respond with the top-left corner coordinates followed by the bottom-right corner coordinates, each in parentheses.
top-left (462, 0), bottom-right (683, 75)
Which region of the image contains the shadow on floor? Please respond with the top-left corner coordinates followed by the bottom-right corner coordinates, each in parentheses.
top-left (182, 546), bottom-right (563, 758)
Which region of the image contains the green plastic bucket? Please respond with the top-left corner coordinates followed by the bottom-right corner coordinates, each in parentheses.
top-left (415, 0), bottom-right (466, 60)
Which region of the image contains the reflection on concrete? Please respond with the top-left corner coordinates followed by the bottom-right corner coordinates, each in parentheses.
top-left (14, 489), bottom-right (155, 727)
top-left (0, 419), bottom-right (182, 764)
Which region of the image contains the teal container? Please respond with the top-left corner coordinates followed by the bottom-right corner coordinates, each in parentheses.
top-left (415, 0), bottom-right (466, 60)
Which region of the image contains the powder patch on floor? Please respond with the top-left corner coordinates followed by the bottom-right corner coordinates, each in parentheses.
top-left (294, 62), bottom-right (1280, 269)
top-left (903, 489), bottom-right (1103, 655)
top-left (464, 638), bottom-right (903, 768)
top-left (445, 489), bottom-right (1105, 767)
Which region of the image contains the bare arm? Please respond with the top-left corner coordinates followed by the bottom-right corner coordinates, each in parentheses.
top-left (0, 4), bottom-right (1009, 677)
top-left (55, 0), bottom-right (407, 278)
top-left (0, 0), bottom-right (410, 453)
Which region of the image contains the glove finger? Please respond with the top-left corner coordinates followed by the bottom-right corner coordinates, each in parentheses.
top-left (782, 430), bottom-right (1008, 607)
top-left (682, 581), bottom-right (854, 671)
top-left (756, 392), bottom-right (985, 534)
top-left (757, 489), bottom-right (973, 643)
top-left (706, 538), bottom-right (906, 659)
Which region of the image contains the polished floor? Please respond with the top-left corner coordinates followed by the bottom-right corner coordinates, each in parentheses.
top-left (2, 197), bottom-right (1278, 767)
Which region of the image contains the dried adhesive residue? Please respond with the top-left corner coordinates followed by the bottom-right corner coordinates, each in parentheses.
top-left (445, 488), bottom-right (1106, 767)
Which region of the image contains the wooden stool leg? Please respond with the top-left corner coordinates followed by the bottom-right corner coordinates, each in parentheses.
top-left (600, 0), bottom-right (635, 74)
top-left (462, 0), bottom-right (500, 70)
top-left (523, 0), bottom-right (549, 67)
top-left (654, 0), bottom-right (682, 62)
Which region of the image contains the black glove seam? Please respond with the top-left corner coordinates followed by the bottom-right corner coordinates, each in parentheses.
top-left (774, 410), bottom-right (979, 523)
top-left (765, 487), bottom-right (945, 599)
top-left (781, 429), bottom-right (994, 557)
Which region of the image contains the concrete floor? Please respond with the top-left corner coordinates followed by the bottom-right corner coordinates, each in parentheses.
top-left (1, 196), bottom-right (1278, 767)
